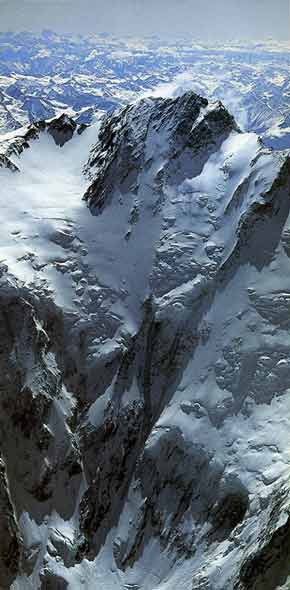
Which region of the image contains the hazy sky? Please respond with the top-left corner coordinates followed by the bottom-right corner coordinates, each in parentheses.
top-left (0, 0), bottom-right (289, 39)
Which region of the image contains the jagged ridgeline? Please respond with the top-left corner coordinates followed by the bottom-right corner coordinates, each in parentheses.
top-left (0, 92), bottom-right (290, 590)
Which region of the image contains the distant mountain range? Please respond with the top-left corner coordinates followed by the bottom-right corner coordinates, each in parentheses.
top-left (0, 32), bottom-right (289, 149)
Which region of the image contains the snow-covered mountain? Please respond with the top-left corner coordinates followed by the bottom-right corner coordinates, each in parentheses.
top-left (0, 32), bottom-right (289, 149)
top-left (0, 90), bottom-right (290, 590)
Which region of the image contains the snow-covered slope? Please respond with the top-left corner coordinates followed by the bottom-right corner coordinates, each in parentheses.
top-left (0, 92), bottom-right (290, 590)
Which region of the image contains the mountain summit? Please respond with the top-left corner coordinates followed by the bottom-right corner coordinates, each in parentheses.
top-left (0, 93), bottom-right (290, 590)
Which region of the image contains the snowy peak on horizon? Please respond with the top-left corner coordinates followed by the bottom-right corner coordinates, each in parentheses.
top-left (1, 91), bottom-right (290, 590)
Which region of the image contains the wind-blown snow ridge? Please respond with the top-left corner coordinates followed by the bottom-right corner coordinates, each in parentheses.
top-left (0, 92), bottom-right (290, 590)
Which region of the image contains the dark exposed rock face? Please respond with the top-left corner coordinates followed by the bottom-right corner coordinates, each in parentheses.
top-left (0, 458), bottom-right (22, 590)
top-left (0, 93), bottom-right (290, 589)
top-left (40, 571), bottom-right (68, 590)
top-left (234, 486), bottom-right (290, 590)
top-left (0, 283), bottom-right (84, 585)
top-left (47, 114), bottom-right (77, 147)
top-left (0, 154), bottom-right (19, 171)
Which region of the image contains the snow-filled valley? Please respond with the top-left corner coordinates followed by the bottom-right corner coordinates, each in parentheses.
top-left (0, 61), bottom-right (290, 590)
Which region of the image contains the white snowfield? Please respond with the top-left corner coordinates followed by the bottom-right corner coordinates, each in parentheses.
top-left (0, 92), bottom-right (290, 590)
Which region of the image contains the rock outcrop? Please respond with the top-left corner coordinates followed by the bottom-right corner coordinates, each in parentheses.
top-left (0, 114), bottom-right (79, 173)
